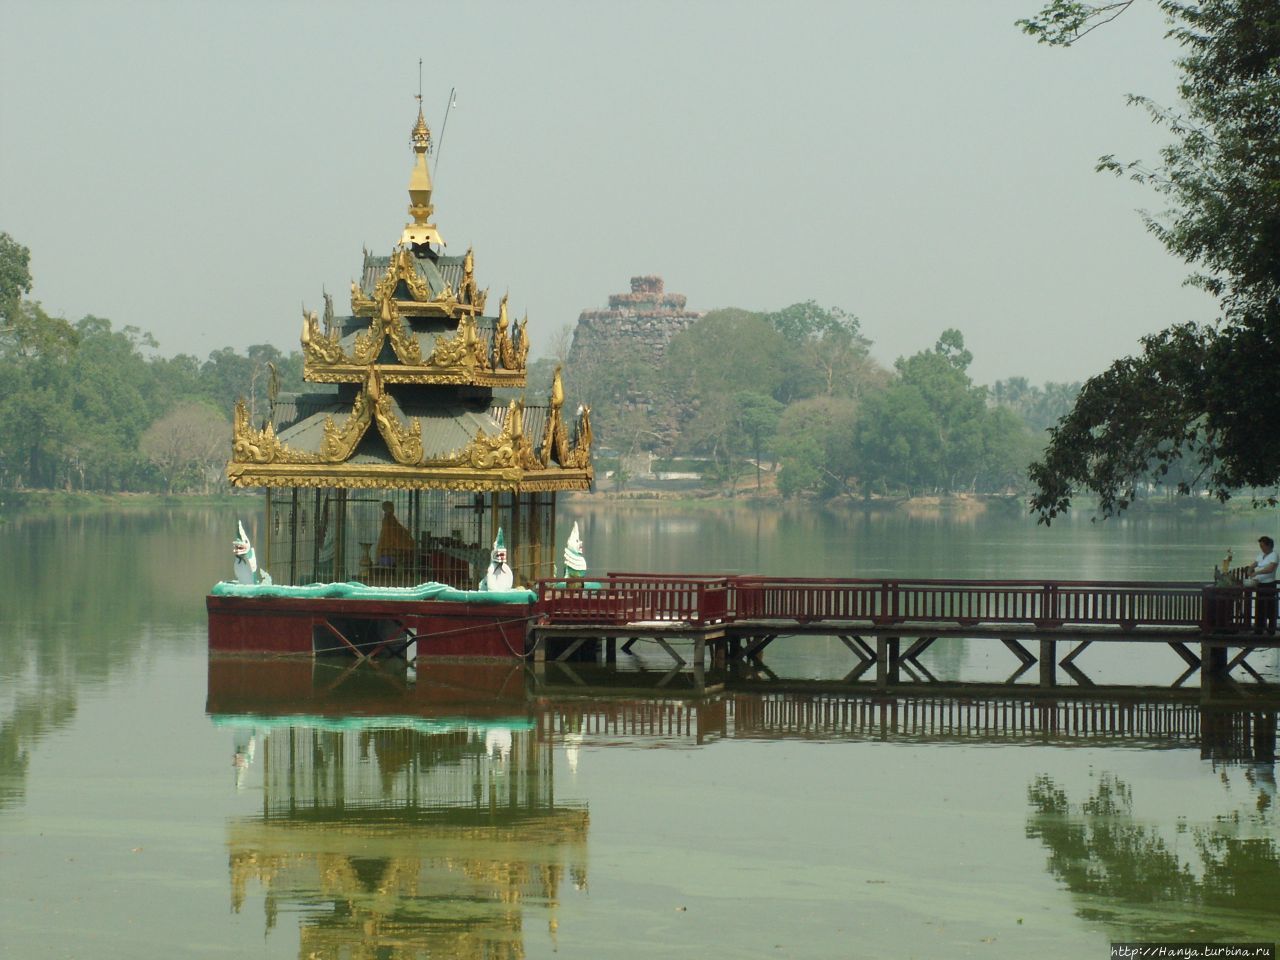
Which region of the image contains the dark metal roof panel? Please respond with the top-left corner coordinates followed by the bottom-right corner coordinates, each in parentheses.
top-left (360, 253), bottom-right (466, 298)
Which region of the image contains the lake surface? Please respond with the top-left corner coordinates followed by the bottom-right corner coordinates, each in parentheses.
top-left (1, 502), bottom-right (1277, 958)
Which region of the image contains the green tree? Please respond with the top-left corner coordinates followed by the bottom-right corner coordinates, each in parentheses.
top-left (893, 330), bottom-right (987, 490)
top-left (855, 383), bottom-right (939, 496)
top-left (979, 406), bottom-right (1043, 493)
top-left (735, 392), bottom-right (784, 492)
top-left (663, 309), bottom-right (789, 468)
top-left (1019, 1), bottom-right (1280, 520)
top-left (761, 301), bottom-right (886, 402)
top-left (65, 318), bottom-right (155, 490)
top-left (0, 236), bottom-right (78, 488)
top-left (0, 232), bottom-right (32, 322)
top-left (147, 353), bottom-right (204, 413)
top-left (775, 432), bottom-right (825, 498)
top-left (994, 377), bottom-right (1083, 433)
top-left (774, 397), bottom-right (862, 498)
top-left (197, 343), bottom-right (301, 428)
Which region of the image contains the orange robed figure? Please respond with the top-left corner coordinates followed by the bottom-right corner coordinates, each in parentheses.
top-left (375, 501), bottom-right (415, 567)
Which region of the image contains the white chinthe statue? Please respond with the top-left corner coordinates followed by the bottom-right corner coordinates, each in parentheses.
top-left (563, 521), bottom-right (586, 579)
top-left (232, 521), bottom-right (272, 585)
top-left (480, 527), bottom-right (514, 591)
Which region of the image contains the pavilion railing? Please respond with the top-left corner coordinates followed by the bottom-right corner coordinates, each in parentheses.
top-left (532, 575), bottom-right (1253, 633)
top-left (536, 576), bottom-right (730, 626)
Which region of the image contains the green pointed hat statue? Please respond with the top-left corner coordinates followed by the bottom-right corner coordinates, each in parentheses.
top-left (492, 527), bottom-right (506, 559)
top-left (563, 521), bottom-right (586, 578)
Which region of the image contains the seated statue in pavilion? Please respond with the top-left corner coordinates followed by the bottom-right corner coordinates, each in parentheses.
top-left (480, 529), bottom-right (514, 591)
top-left (375, 501), bottom-right (416, 568)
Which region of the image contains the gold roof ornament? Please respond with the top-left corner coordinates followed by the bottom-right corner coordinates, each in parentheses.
top-left (401, 106), bottom-right (445, 248)
top-left (540, 366), bottom-right (592, 469)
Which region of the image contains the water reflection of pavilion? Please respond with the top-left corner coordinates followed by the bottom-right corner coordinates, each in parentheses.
top-left (214, 663), bottom-right (587, 960)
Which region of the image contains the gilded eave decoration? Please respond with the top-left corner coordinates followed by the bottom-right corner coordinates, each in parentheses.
top-left (494, 294), bottom-right (530, 371)
top-left (349, 246), bottom-right (488, 320)
top-left (539, 366), bottom-right (594, 470)
top-left (230, 387), bottom-right (374, 466)
top-left (425, 315), bottom-right (487, 369)
top-left (458, 246), bottom-right (488, 315)
top-left (376, 247), bottom-right (433, 303)
top-left (304, 293), bottom-right (529, 385)
top-left (225, 465), bottom-right (595, 493)
top-left (350, 297), bottom-right (422, 365)
top-left (300, 308), bottom-right (344, 365)
top-left (430, 399), bottom-right (543, 472)
top-left (228, 368), bottom-right (594, 488)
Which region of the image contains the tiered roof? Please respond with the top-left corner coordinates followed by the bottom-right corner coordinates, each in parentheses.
top-left (226, 104), bottom-right (593, 492)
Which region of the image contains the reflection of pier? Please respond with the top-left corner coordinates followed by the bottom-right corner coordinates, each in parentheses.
top-left (210, 658), bottom-right (1278, 764)
top-left (535, 686), bottom-right (1276, 762)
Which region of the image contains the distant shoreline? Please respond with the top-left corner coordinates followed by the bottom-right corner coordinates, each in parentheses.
top-left (1, 488), bottom-right (1266, 520)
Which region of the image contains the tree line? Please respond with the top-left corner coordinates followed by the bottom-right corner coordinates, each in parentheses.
top-left (0, 232), bottom-right (302, 493)
top-left (543, 298), bottom-right (1083, 499)
top-left (1, 227), bottom-right (1078, 501)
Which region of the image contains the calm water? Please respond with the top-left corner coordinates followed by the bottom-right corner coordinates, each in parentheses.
top-left (1, 503), bottom-right (1278, 958)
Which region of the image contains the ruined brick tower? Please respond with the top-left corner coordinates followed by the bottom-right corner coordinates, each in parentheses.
top-left (565, 276), bottom-right (703, 452)
top-left (567, 276), bottom-right (702, 369)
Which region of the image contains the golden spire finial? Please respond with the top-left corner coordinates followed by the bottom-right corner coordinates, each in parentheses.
top-left (411, 107), bottom-right (432, 155)
top-left (401, 71), bottom-right (443, 249)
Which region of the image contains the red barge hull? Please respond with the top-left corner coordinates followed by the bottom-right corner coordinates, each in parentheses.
top-left (206, 594), bottom-right (534, 659)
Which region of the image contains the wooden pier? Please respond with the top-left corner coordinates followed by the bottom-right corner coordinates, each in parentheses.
top-left (526, 574), bottom-right (1280, 688)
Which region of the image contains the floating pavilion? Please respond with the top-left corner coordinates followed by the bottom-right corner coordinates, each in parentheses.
top-left (225, 101), bottom-right (593, 590)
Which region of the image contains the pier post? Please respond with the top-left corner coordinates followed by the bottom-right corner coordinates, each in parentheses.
top-left (606, 637), bottom-right (617, 663)
top-left (1039, 639), bottom-right (1057, 687)
top-left (876, 637), bottom-right (900, 687)
top-left (1200, 641), bottom-right (1229, 685)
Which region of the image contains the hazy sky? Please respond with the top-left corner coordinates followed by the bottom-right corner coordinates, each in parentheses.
top-left (1, 1), bottom-right (1214, 386)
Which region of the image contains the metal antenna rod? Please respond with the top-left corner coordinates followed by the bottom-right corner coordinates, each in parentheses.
top-left (433, 86), bottom-right (457, 181)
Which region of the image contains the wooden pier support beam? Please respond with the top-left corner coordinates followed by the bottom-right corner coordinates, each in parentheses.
top-left (1039, 639), bottom-right (1057, 687)
top-left (876, 637), bottom-right (900, 687)
top-left (606, 637), bottom-right (617, 663)
top-left (1201, 641), bottom-right (1229, 682)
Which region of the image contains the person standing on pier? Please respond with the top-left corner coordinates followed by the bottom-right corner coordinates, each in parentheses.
top-left (1249, 536), bottom-right (1278, 634)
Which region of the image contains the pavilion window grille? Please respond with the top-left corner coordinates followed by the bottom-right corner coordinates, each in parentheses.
top-left (266, 487), bottom-right (556, 589)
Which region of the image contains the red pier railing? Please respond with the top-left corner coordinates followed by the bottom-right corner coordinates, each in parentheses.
top-left (534, 574), bottom-right (1251, 634)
